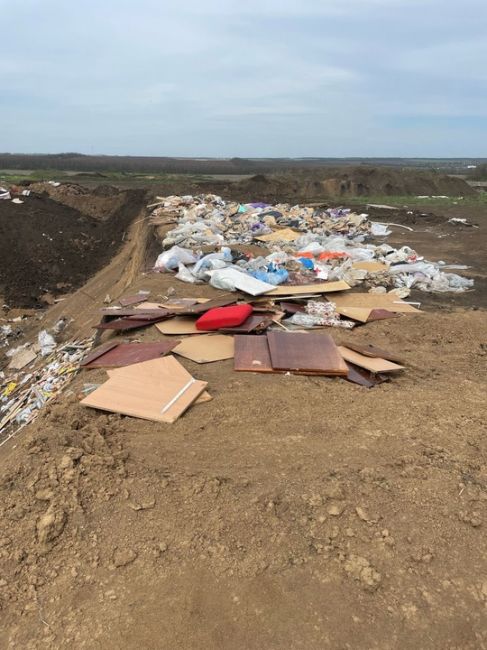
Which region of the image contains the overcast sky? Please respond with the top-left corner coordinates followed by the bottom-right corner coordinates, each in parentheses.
top-left (1, 0), bottom-right (486, 157)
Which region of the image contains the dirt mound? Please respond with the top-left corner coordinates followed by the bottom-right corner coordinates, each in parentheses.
top-left (231, 167), bottom-right (475, 203)
top-left (28, 182), bottom-right (126, 220)
top-left (0, 308), bottom-right (486, 648)
top-left (0, 189), bottom-right (146, 308)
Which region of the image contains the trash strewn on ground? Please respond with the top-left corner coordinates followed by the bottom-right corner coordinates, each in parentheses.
top-left (150, 194), bottom-right (474, 294)
top-left (0, 192), bottom-right (477, 437)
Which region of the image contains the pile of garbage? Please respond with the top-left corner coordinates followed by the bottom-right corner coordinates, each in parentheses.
top-left (151, 194), bottom-right (474, 295)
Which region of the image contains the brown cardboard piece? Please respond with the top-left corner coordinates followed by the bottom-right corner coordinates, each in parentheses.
top-left (330, 293), bottom-right (420, 322)
top-left (172, 334), bottom-right (234, 363)
top-left (155, 317), bottom-right (202, 335)
top-left (265, 281), bottom-right (351, 296)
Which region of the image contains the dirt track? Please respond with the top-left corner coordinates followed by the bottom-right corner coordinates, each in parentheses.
top-left (0, 182), bottom-right (486, 649)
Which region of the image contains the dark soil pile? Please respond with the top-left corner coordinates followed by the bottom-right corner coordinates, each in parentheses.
top-left (229, 167), bottom-right (475, 203)
top-left (0, 189), bottom-right (146, 308)
top-left (27, 182), bottom-right (126, 220)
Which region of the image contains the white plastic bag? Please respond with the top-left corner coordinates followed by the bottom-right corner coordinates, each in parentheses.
top-left (38, 330), bottom-right (56, 356)
top-left (154, 246), bottom-right (198, 272)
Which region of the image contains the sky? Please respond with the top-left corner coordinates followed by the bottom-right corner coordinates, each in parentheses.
top-left (1, 0), bottom-right (486, 157)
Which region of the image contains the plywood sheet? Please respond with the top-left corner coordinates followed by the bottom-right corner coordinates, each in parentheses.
top-left (234, 335), bottom-right (274, 373)
top-left (81, 340), bottom-right (120, 366)
top-left (172, 334), bottom-right (234, 363)
top-left (343, 342), bottom-right (404, 364)
top-left (81, 356), bottom-right (207, 423)
top-left (95, 317), bottom-right (166, 331)
top-left (345, 362), bottom-right (388, 388)
top-left (267, 331), bottom-right (348, 375)
top-left (220, 313), bottom-right (272, 334)
top-left (265, 281), bottom-right (350, 296)
top-left (82, 342), bottom-right (179, 369)
top-left (155, 317), bottom-right (202, 335)
top-left (119, 292), bottom-right (150, 307)
top-left (338, 346), bottom-right (404, 373)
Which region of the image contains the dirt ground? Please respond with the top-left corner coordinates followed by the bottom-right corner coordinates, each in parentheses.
top-left (0, 178), bottom-right (486, 649)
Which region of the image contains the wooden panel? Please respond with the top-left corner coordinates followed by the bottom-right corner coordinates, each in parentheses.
top-left (119, 292), bottom-right (150, 307)
top-left (95, 316), bottom-right (167, 331)
top-left (343, 342), bottom-right (404, 364)
top-left (234, 335), bottom-right (274, 373)
top-left (182, 296), bottom-right (237, 314)
top-left (219, 314), bottom-right (272, 334)
top-left (265, 281), bottom-right (350, 296)
top-left (81, 340), bottom-right (120, 366)
top-left (81, 356), bottom-right (207, 423)
top-left (338, 346), bottom-right (404, 373)
top-left (172, 334), bottom-right (234, 363)
top-left (100, 308), bottom-right (170, 318)
top-left (345, 362), bottom-right (388, 388)
top-left (82, 342), bottom-right (180, 369)
top-left (267, 331), bottom-right (348, 375)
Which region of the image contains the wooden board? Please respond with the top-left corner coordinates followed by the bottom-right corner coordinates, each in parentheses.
top-left (100, 307), bottom-right (170, 318)
top-left (219, 313), bottom-right (273, 334)
top-left (345, 362), bottom-right (388, 388)
top-left (172, 334), bottom-right (234, 363)
top-left (119, 292), bottom-right (150, 307)
top-left (265, 281), bottom-right (350, 296)
top-left (234, 335), bottom-right (274, 373)
top-left (155, 317), bottom-right (202, 335)
top-left (338, 346), bottom-right (404, 373)
top-left (95, 317), bottom-right (167, 331)
top-left (267, 331), bottom-right (348, 375)
top-left (81, 340), bottom-right (120, 366)
top-left (343, 342), bottom-right (404, 364)
top-left (82, 342), bottom-right (180, 369)
top-left (81, 356), bottom-right (207, 423)
top-left (180, 296), bottom-right (237, 315)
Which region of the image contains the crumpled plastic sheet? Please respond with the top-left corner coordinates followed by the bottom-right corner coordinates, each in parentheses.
top-left (149, 194), bottom-right (474, 294)
top-left (287, 301), bottom-right (355, 329)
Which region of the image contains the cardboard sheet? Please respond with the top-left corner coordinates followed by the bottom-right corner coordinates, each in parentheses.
top-left (267, 331), bottom-right (348, 375)
top-left (155, 317), bottom-right (202, 335)
top-left (172, 334), bottom-right (234, 363)
top-left (265, 281), bottom-right (351, 296)
top-left (256, 228), bottom-right (300, 243)
top-left (338, 346), bottom-right (404, 373)
top-left (351, 261), bottom-right (389, 272)
top-left (331, 292), bottom-right (421, 313)
top-left (81, 356), bottom-right (207, 423)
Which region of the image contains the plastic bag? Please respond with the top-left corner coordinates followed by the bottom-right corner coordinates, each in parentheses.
top-left (38, 330), bottom-right (56, 356)
top-left (154, 246), bottom-right (198, 272)
top-left (175, 263), bottom-right (200, 284)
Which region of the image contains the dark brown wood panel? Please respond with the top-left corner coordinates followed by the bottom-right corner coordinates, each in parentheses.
top-left (267, 331), bottom-right (348, 375)
top-left (234, 335), bottom-right (275, 373)
top-left (82, 341), bottom-right (180, 369)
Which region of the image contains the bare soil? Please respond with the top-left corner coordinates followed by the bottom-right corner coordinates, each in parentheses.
top-left (0, 179), bottom-right (486, 649)
top-left (0, 189), bottom-right (146, 308)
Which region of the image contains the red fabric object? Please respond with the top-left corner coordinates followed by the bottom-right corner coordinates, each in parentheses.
top-left (196, 304), bottom-right (253, 331)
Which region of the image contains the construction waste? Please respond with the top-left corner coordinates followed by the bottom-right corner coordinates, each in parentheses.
top-left (151, 194), bottom-right (474, 294)
top-left (0, 193), bottom-right (476, 442)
